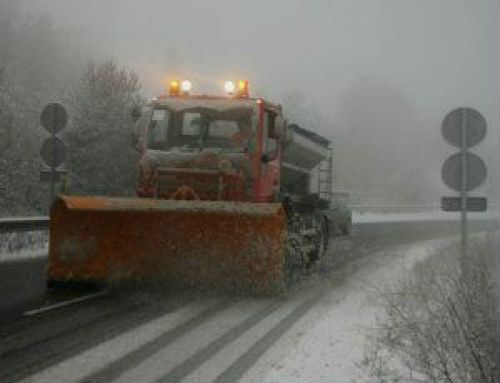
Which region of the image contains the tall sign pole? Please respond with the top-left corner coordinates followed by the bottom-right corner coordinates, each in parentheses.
top-left (50, 111), bottom-right (56, 201)
top-left (40, 103), bottom-right (68, 203)
top-left (441, 107), bottom-right (488, 258)
top-left (460, 108), bottom-right (468, 257)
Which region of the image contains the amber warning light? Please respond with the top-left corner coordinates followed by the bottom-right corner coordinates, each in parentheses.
top-left (169, 80), bottom-right (180, 96)
top-left (168, 79), bottom-right (193, 96)
top-left (169, 79), bottom-right (248, 97)
top-left (224, 80), bottom-right (249, 97)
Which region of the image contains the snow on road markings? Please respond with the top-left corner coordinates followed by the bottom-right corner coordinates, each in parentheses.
top-left (23, 291), bottom-right (108, 316)
top-left (17, 298), bottom-right (223, 383)
top-left (178, 290), bottom-right (324, 383)
top-left (113, 299), bottom-right (272, 383)
top-left (157, 300), bottom-right (282, 383)
top-left (178, 301), bottom-right (301, 383)
top-left (213, 290), bottom-right (324, 383)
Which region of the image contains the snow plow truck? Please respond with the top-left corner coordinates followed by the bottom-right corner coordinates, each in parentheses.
top-left (47, 80), bottom-right (338, 293)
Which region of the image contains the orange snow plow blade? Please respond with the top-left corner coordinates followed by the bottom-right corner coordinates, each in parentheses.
top-left (47, 196), bottom-right (287, 293)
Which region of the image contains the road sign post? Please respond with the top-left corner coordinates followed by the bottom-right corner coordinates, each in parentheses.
top-left (40, 103), bottom-right (68, 202)
top-left (441, 107), bottom-right (487, 258)
top-left (460, 109), bottom-right (467, 258)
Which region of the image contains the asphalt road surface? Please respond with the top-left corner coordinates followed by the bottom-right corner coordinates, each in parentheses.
top-left (0, 219), bottom-right (497, 383)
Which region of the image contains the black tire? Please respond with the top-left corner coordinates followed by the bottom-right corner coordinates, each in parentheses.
top-left (281, 249), bottom-right (294, 294)
top-left (316, 219), bottom-right (327, 260)
top-left (282, 229), bottom-right (304, 293)
top-left (317, 219), bottom-right (333, 273)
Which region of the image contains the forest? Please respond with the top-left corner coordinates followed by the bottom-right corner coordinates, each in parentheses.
top-left (0, 2), bottom-right (141, 216)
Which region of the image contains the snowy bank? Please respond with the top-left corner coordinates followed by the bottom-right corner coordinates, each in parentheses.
top-left (240, 237), bottom-right (459, 383)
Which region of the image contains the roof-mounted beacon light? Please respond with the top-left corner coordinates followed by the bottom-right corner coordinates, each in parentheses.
top-left (169, 80), bottom-right (180, 96)
top-left (181, 79), bottom-right (192, 94)
top-left (224, 80), bottom-right (249, 97)
top-left (237, 80), bottom-right (249, 97)
top-left (224, 80), bottom-right (236, 95)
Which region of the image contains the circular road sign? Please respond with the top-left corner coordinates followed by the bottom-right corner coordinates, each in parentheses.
top-left (442, 107), bottom-right (486, 149)
top-left (40, 136), bottom-right (67, 168)
top-left (441, 152), bottom-right (487, 192)
top-left (40, 103), bottom-right (68, 134)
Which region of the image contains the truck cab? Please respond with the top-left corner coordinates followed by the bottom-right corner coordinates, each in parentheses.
top-left (133, 88), bottom-right (285, 203)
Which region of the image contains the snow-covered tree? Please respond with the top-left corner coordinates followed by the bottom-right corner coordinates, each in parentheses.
top-left (0, 66), bottom-right (45, 215)
top-left (65, 59), bottom-right (142, 196)
top-left (0, 2), bottom-right (92, 215)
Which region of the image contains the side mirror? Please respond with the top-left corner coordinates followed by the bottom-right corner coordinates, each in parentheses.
top-left (268, 115), bottom-right (285, 139)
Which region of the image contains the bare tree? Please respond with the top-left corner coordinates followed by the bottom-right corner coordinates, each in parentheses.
top-left (360, 237), bottom-right (500, 383)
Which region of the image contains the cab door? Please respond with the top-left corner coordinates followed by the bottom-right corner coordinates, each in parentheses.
top-left (258, 110), bottom-right (281, 202)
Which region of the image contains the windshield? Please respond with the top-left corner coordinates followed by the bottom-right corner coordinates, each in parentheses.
top-left (146, 107), bottom-right (252, 152)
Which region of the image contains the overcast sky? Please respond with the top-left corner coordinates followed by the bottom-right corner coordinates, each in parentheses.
top-left (29, 1), bottom-right (498, 110)
top-left (28, 0), bottom-right (500, 198)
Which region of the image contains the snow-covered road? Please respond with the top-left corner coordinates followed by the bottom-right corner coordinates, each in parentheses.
top-left (7, 238), bottom-right (453, 383)
top-left (0, 219), bottom-right (497, 383)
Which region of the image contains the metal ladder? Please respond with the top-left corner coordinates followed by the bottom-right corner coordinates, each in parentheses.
top-left (317, 146), bottom-right (333, 201)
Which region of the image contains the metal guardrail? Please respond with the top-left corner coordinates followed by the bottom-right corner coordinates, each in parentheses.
top-left (349, 205), bottom-right (440, 214)
top-left (349, 204), bottom-right (497, 214)
top-left (0, 217), bottom-right (50, 234)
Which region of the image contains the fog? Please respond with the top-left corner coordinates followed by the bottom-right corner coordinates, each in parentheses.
top-left (2, 0), bottom-right (499, 211)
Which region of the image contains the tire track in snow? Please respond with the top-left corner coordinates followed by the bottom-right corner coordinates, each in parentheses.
top-left (79, 298), bottom-right (236, 383)
top-left (156, 301), bottom-right (282, 383)
top-left (1, 294), bottom-right (128, 356)
top-left (213, 289), bottom-right (324, 383)
top-left (2, 294), bottom-right (198, 382)
top-left (16, 298), bottom-right (223, 383)
top-left (0, 302), bottom-right (139, 382)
